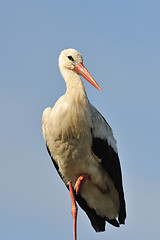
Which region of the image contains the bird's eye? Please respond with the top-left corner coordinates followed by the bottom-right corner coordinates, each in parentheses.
top-left (67, 56), bottom-right (74, 62)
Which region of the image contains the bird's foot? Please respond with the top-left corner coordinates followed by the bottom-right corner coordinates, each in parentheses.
top-left (75, 174), bottom-right (109, 195)
top-left (74, 174), bottom-right (90, 194)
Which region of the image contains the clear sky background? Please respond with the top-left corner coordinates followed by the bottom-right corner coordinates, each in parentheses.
top-left (0, 1), bottom-right (160, 240)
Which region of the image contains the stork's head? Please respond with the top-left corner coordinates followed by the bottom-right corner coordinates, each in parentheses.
top-left (59, 48), bottom-right (83, 70)
top-left (58, 48), bottom-right (102, 91)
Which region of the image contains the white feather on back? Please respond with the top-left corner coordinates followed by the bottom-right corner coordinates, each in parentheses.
top-left (90, 104), bottom-right (118, 153)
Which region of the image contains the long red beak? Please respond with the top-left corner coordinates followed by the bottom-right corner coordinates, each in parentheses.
top-left (74, 63), bottom-right (102, 92)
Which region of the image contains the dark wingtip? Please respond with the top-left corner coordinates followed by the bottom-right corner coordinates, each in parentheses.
top-left (118, 208), bottom-right (127, 225)
top-left (91, 219), bottom-right (106, 232)
top-left (106, 218), bottom-right (120, 227)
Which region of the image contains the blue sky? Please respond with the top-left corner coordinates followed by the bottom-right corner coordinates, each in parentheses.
top-left (0, 1), bottom-right (160, 239)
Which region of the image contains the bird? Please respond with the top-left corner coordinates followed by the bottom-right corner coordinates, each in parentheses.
top-left (42, 48), bottom-right (126, 240)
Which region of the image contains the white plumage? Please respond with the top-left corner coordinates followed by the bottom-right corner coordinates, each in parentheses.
top-left (42, 49), bottom-right (126, 235)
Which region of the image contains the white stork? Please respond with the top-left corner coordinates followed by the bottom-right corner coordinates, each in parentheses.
top-left (42, 48), bottom-right (126, 240)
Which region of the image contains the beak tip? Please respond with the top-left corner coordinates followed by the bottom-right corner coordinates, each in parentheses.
top-left (97, 86), bottom-right (102, 92)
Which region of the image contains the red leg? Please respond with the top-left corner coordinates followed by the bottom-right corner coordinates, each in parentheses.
top-left (68, 182), bottom-right (78, 240)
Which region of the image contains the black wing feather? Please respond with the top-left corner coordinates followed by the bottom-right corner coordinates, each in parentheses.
top-left (91, 136), bottom-right (126, 225)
